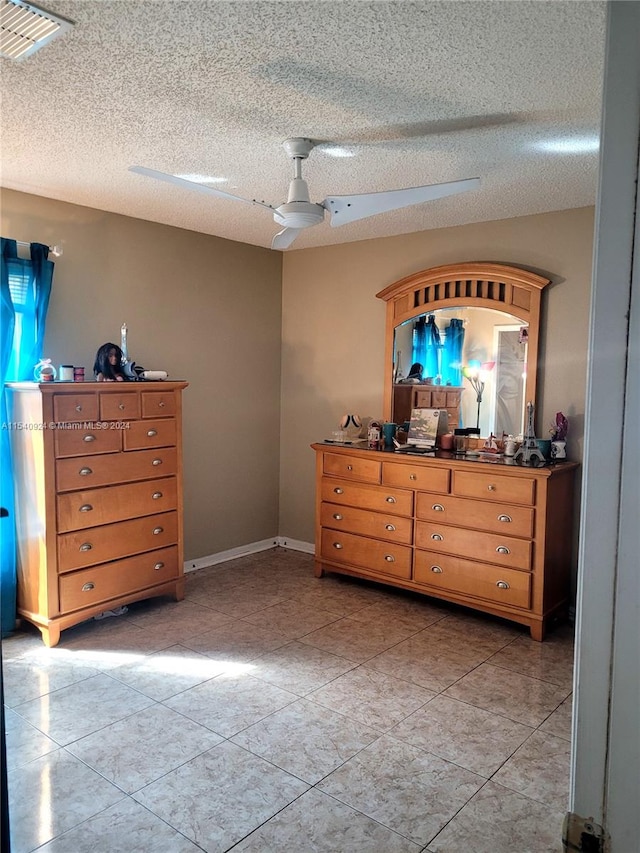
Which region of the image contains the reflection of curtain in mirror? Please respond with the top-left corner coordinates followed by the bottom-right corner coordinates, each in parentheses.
top-left (412, 315), bottom-right (440, 380)
top-left (494, 329), bottom-right (526, 436)
top-left (441, 319), bottom-right (465, 386)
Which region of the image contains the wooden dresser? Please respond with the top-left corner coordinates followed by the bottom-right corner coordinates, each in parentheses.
top-left (393, 383), bottom-right (464, 431)
top-left (6, 381), bottom-right (188, 646)
top-left (313, 443), bottom-right (578, 640)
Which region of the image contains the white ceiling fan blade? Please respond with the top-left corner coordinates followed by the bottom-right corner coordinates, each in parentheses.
top-left (323, 177), bottom-right (480, 227)
top-left (129, 166), bottom-right (274, 211)
top-left (271, 227), bottom-right (303, 250)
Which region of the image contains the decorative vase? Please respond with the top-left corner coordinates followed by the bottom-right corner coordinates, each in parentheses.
top-left (551, 440), bottom-right (567, 460)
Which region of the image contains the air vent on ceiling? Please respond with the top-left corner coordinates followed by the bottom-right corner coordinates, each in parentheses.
top-left (0, 0), bottom-right (73, 60)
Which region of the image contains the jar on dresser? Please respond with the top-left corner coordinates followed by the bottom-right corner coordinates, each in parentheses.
top-left (6, 381), bottom-right (188, 647)
top-left (313, 443), bottom-right (578, 641)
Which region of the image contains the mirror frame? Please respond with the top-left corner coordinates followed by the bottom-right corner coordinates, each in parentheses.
top-left (377, 262), bottom-right (550, 431)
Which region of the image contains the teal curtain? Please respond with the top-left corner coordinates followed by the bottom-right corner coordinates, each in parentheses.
top-left (441, 318), bottom-right (465, 386)
top-left (412, 315), bottom-right (441, 381)
top-left (0, 239), bottom-right (54, 637)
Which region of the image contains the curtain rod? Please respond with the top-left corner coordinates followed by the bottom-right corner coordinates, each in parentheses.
top-left (16, 240), bottom-right (63, 257)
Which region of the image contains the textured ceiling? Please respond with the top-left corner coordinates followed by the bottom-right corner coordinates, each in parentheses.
top-left (0, 0), bottom-right (606, 251)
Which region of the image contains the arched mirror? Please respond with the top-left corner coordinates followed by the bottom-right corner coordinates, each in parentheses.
top-left (377, 263), bottom-right (550, 437)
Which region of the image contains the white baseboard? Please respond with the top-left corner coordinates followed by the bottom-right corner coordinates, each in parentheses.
top-left (184, 536), bottom-right (314, 573)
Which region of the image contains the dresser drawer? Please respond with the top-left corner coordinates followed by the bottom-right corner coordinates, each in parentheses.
top-left (57, 511), bottom-right (179, 572)
top-left (321, 501), bottom-right (413, 545)
top-left (142, 391), bottom-right (177, 418)
top-left (452, 470), bottom-right (535, 505)
top-left (321, 478), bottom-right (413, 516)
top-left (382, 461), bottom-right (449, 493)
top-left (124, 418), bottom-right (177, 450)
top-left (323, 452), bottom-right (381, 484)
top-left (415, 521), bottom-right (532, 571)
top-left (59, 546), bottom-right (180, 612)
top-left (416, 493), bottom-right (534, 538)
top-left (54, 425), bottom-right (122, 458)
top-left (99, 392), bottom-right (141, 420)
top-left (56, 447), bottom-right (178, 492)
top-left (53, 393), bottom-right (98, 423)
top-left (320, 529), bottom-right (411, 579)
top-left (57, 476), bottom-right (178, 532)
top-left (414, 550), bottom-right (531, 610)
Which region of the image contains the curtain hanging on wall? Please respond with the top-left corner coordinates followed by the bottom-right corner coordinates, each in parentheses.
top-left (412, 315), bottom-right (441, 381)
top-left (0, 239), bottom-right (55, 637)
top-left (441, 318), bottom-right (465, 386)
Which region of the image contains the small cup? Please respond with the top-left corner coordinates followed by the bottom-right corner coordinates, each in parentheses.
top-left (439, 433), bottom-right (454, 451)
top-left (382, 422), bottom-right (397, 447)
top-left (331, 430), bottom-right (347, 443)
top-left (59, 364), bottom-right (74, 382)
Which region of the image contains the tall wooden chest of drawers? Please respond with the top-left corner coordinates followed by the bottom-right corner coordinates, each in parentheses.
top-left (7, 381), bottom-right (188, 646)
top-left (313, 443), bottom-right (578, 640)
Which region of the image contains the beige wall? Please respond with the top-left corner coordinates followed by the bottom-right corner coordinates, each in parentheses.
top-left (280, 206), bottom-right (594, 544)
top-left (1, 189), bottom-right (283, 561)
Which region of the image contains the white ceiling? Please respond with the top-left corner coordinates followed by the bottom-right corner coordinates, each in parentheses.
top-left (0, 0), bottom-right (606, 251)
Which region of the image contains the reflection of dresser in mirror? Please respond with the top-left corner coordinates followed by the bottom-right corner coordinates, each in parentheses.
top-left (393, 383), bottom-right (464, 431)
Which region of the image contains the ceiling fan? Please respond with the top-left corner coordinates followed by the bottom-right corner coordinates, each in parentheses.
top-left (130, 138), bottom-right (480, 250)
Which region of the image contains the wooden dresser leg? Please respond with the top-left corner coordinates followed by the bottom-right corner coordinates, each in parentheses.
top-left (314, 560), bottom-right (324, 578)
top-left (41, 624), bottom-right (60, 648)
top-left (530, 621), bottom-right (545, 642)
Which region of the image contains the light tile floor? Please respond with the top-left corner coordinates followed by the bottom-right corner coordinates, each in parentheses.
top-left (2, 548), bottom-right (574, 853)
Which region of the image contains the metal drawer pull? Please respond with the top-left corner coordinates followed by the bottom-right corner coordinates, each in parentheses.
top-left (384, 554), bottom-right (395, 562)
top-left (147, 429), bottom-right (158, 437)
top-left (409, 473), bottom-right (417, 481)
top-left (498, 514), bottom-right (512, 523)
top-left (431, 533), bottom-right (443, 541)
top-left (496, 546), bottom-right (510, 555)
top-left (334, 487), bottom-right (344, 494)
top-left (431, 565), bottom-right (443, 573)
top-left (332, 542), bottom-right (343, 549)
top-left (83, 434), bottom-right (96, 442)
top-left (385, 496), bottom-right (396, 504)
top-left (119, 403), bottom-right (125, 410)
top-left (385, 524), bottom-right (396, 531)
top-left (79, 467), bottom-right (92, 476)
top-left (75, 404), bottom-right (83, 412)
top-left (487, 484), bottom-right (496, 491)
top-left (432, 504), bottom-right (444, 512)
top-left (347, 465), bottom-right (353, 471)
top-left (496, 580), bottom-right (510, 589)
top-left (332, 513), bottom-right (343, 520)
top-left (158, 401), bottom-right (165, 408)
top-left (153, 526), bottom-right (164, 535)
top-left (79, 504), bottom-right (93, 512)
top-left (81, 582), bottom-right (95, 591)
top-left (79, 542), bottom-right (92, 552)
top-left (152, 491), bottom-right (163, 500)
top-left (152, 458), bottom-right (162, 466)
top-left (154, 562), bottom-right (165, 570)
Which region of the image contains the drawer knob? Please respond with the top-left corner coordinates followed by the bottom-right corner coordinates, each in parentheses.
top-left (496, 580), bottom-right (510, 589)
top-left (152, 491), bottom-right (163, 500)
top-left (154, 561), bottom-right (165, 570)
top-left (487, 484), bottom-right (496, 491)
top-left (385, 496), bottom-right (396, 504)
top-left (81, 582), bottom-right (95, 591)
top-left (152, 458), bottom-right (162, 466)
top-left (332, 542), bottom-right (343, 550)
top-left (147, 429), bottom-right (158, 437)
top-left (332, 513), bottom-right (343, 520)
top-left (432, 504), bottom-right (444, 512)
top-left (346, 465), bottom-right (353, 471)
top-left (119, 403), bottom-right (125, 410)
top-left (79, 542), bottom-right (92, 552)
top-left (75, 404), bottom-right (83, 412)
top-left (384, 555), bottom-right (395, 562)
top-left (409, 473), bottom-right (417, 481)
top-left (79, 467), bottom-right (93, 476)
top-left (334, 487), bottom-right (344, 495)
top-left (496, 546), bottom-right (510, 555)
top-left (498, 514), bottom-right (512, 523)
top-left (431, 565), bottom-right (443, 574)
top-left (385, 524), bottom-right (396, 531)
top-left (431, 533), bottom-right (443, 541)
top-left (83, 434), bottom-right (96, 442)
top-left (79, 504), bottom-right (93, 513)
top-left (153, 526), bottom-right (164, 535)
top-left (158, 401), bottom-right (165, 408)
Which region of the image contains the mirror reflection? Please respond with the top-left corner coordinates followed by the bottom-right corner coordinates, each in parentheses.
top-left (393, 307), bottom-right (529, 438)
